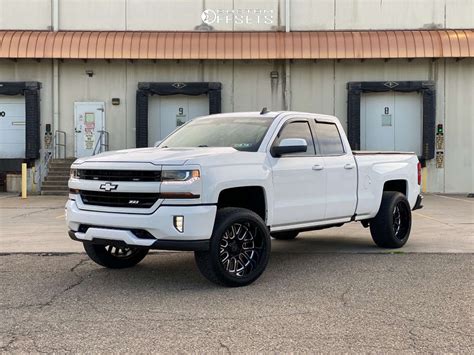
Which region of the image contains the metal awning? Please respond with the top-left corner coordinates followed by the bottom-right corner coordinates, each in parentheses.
top-left (1, 30), bottom-right (472, 60)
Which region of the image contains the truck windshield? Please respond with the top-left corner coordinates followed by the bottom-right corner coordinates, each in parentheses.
top-left (159, 116), bottom-right (273, 152)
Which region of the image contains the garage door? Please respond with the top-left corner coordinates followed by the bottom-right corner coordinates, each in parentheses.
top-left (148, 94), bottom-right (209, 145)
top-left (0, 96), bottom-right (25, 159)
top-left (361, 92), bottom-right (423, 156)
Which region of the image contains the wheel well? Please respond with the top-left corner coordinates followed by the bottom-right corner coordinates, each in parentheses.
top-left (217, 186), bottom-right (266, 222)
top-left (383, 180), bottom-right (407, 196)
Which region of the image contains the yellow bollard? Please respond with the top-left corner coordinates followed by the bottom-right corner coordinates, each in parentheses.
top-left (21, 163), bottom-right (27, 199)
top-left (421, 167), bottom-right (427, 193)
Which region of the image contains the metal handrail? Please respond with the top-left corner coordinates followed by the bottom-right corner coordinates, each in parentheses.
top-left (54, 130), bottom-right (66, 159)
top-left (92, 130), bottom-right (109, 155)
top-left (34, 149), bottom-right (53, 186)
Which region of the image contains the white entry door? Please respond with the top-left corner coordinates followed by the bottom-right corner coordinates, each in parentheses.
top-left (74, 102), bottom-right (105, 157)
top-left (148, 94), bottom-right (209, 145)
top-left (0, 96), bottom-right (25, 158)
top-left (361, 92), bottom-right (422, 156)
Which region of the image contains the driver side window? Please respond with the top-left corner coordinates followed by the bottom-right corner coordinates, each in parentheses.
top-left (276, 121), bottom-right (316, 156)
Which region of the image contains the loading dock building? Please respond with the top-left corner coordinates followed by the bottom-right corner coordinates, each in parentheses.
top-left (0, 0), bottom-right (473, 193)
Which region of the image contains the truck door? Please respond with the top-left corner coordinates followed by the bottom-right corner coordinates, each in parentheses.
top-left (313, 120), bottom-right (357, 219)
top-left (270, 119), bottom-right (326, 226)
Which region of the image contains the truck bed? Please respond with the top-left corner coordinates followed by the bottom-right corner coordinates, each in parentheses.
top-left (353, 151), bottom-right (420, 219)
top-left (353, 150), bottom-right (416, 155)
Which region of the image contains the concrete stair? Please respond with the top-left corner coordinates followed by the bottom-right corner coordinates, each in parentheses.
top-left (41, 158), bottom-right (76, 195)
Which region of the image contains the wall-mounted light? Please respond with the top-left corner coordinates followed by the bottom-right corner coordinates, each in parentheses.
top-left (270, 71), bottom-right (279, 79)
top-left (85, 69), bottom-right (94, 77)
top-left (111, 98), bottom-right (120, 106)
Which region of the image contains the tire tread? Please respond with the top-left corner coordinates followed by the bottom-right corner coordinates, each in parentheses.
top-left (370, 191), bottom-right (411, 248)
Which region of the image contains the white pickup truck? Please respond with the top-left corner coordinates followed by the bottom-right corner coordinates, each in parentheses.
top-left (67, 110), bottom-right (423, 286)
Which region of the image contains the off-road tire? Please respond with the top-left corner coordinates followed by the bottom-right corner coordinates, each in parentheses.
top-left (370, 191), bottom-right (412, 248)
top-left (195, 207), bottom-right (271, 287)
top-left (83, 242), bottom-right (149, 269)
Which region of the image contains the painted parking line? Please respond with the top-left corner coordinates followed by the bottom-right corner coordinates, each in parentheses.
top-left (432, 194), bottom-right (474, 203)
top-left (412, 211), bottom-right (455, 226)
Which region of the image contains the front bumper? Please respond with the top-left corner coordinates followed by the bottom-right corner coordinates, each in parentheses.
top-left (66, 199), bottom-right (216, 250)
top-left (413, 194), bottom-right (423, 210)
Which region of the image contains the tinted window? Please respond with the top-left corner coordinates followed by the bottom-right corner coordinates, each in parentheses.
top-left (314, 122), bottom-right (345, 155)
top-left (160, 116), bottom-right (273, 152)
top-left (276, 121), bottom-right (315, 156)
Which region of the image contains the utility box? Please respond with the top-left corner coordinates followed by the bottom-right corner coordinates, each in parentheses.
top-left (6, 173), bottom-right (21, 192)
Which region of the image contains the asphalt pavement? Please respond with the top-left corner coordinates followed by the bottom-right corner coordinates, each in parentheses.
top-left (1, 253), bottom-right (472, 353)
top-left (0, 193), bottom-right (473, 352)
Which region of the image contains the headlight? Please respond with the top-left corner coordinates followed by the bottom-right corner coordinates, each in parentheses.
top-left (161, 169), bottom-right (200, 182)
top-left (70, 168), bottom-right (79, 179)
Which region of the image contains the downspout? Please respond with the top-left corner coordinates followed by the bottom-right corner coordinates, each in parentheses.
top-left (284, 0), bottom-right (291, 110)
top-left (52, 0), bottom-right (60, 151)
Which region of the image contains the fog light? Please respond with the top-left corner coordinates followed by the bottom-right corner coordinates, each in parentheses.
top-left (173, 216), bottom-right (184, 233)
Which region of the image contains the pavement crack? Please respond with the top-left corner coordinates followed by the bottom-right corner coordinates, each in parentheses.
top-left (70, 257), bottom-right (88, 273)
top-left (11, 207), bottom-right (64, 219)
top-left (218, 340), bottom-right (231, 354)
top-left (0, 258), bottom-right (90, 311)
top-left (39, 258), bottom-right (91, 307)
top-left (0, 334), bottom-right (17, 352)
top-left (340, 285), bottom-right (352, 307)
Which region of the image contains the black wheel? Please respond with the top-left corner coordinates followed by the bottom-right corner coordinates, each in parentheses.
top-left (271, 231), bottom-right (299, 240)
top-left (370, 191), bottom-right (412, 248)
top-left (195, 207), bottom-right (271, 287)
top-left (83, 243), bottom-right (149, 269)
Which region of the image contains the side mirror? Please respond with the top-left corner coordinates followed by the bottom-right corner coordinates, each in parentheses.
top-left (271, 138), bottom-right (307, 157)
top-left (154, 140), bottom-right (162, 147)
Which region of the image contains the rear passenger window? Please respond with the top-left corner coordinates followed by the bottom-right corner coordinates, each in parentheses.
top-left (314, 122), bottom-right (345, 155)
top-left (276, 121), bottom-right (315, 156)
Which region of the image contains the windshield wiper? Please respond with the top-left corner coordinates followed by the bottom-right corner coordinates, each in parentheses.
top-left (198, 144), bottom-right (208, 147)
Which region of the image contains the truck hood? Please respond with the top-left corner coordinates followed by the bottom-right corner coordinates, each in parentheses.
top-left (73, 147), bottom-right (247, 166)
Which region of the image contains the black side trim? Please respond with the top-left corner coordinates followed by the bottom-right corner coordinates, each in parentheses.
top-left (347, 81), bottom-right (436, 162)
top-left (68, 230), bottom-right (210, 251)
top-left (135, 82), bottom-right (222, 148)
top-left (151, 239), bottom-right (209, 251)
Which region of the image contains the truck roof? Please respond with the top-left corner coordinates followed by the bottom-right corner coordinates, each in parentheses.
top-left (200, 111), bottom-right (339, 123)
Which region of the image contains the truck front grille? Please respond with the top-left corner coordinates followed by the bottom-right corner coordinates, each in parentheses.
top-left (80, 190), bottom-right (160, 208)
top-left (77, 169), bottom-right (161, 182)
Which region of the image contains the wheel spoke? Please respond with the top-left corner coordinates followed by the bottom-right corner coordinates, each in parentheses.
top-left (220, 250), bottom-right (230, 263)
top-left (218, 221), bottom-right (265, 278)
top-left (392, 202), bottom-right (410, 240)
top-left (103, 244), bottom-right (140, 259)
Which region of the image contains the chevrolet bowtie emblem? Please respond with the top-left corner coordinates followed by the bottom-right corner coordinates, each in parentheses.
top-left (99, 182), bottom-right (118, 192)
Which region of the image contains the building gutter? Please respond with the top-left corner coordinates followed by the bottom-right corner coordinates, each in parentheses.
top-left (52, 0), bottom-right (60, 137)
top-left (284, 0), bottom-right (291, 110)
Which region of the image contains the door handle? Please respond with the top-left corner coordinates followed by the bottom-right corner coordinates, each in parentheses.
top-left (312, 164), bottom-right (324, 171)
top-left (344, 164), bottom-right (355, 169)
